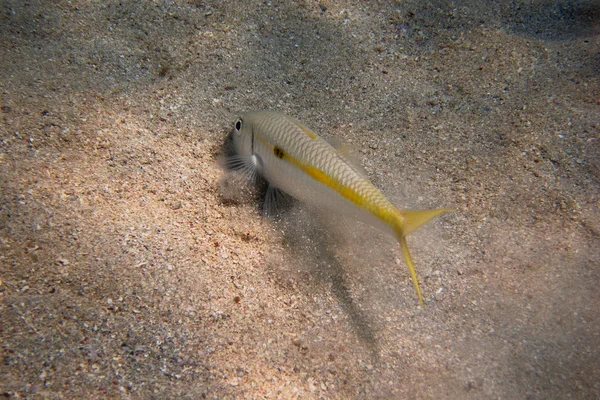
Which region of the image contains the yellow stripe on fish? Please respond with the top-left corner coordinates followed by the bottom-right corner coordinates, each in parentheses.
top-left (230, 110), bottom-right (450, 306)
top-left (273, 145), bottom-right (394, 220)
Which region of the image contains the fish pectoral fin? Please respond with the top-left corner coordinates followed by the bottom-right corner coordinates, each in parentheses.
top-left (223, 154), bottom-right (259, 183)
top-left (400, 208), bottom-right (452, 236)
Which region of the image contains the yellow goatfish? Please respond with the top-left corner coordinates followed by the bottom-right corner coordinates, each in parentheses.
top-left (229, 110), bottom-right (449, 306)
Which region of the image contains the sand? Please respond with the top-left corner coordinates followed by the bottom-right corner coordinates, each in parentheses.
top-left (1, 0), bottom-right (598, 398)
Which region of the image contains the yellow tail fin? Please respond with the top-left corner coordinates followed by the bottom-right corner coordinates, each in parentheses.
top-left (402, 208), bottom-right (451, 236)
top-left (395, 208), bottom-right (451, 306)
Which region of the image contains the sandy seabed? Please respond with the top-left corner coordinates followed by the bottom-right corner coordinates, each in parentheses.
top-left (1, 1), bottom-right (599, 398)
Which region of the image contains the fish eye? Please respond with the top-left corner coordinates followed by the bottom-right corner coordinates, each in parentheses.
top-left (234, 118), bottom-right (243, 134)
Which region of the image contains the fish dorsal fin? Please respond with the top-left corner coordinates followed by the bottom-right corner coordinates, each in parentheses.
top-left (324, 136), bottom-right (369, 179)
top-left (324, 136), bottom-right (344, 150)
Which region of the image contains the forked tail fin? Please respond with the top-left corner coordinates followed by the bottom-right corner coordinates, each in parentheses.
top-left (402, 208), bottom-right (451, 236)
top-left (395, 208), bottom-right (452, 306)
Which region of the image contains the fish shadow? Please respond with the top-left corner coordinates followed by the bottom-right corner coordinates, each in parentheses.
top-left (277, 207), bottom-right (379, 357)
top-left (506, 0), bottom-right (600, 40)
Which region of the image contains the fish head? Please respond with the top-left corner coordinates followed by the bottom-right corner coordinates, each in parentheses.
top-left (231, 115), bottom-right (253, 157)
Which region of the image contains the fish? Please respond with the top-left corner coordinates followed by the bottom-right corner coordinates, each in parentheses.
top-left (228, 110), bottom-right (450, 306)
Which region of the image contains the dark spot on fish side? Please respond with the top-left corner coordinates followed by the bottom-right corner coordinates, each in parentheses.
top-left (274, 146), bottom-right (284, 159)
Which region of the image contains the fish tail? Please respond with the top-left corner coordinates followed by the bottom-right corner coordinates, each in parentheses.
top-left (394, 208), bottom-right (452, 306)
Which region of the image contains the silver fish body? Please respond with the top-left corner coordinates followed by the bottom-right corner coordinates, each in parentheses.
top-left (230, 110), bottom-right (449, 305)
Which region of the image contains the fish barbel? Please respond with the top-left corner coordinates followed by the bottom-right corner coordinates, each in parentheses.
top-left (229, 110), bottom-right (450, 306)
